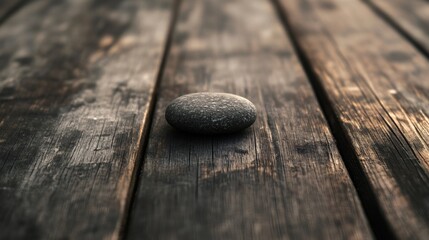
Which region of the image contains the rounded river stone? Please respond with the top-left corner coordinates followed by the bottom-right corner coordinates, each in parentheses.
top-left (165, 93), bottom-right (257, 134)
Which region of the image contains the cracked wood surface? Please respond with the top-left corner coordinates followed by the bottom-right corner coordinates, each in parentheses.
top-left (278, 0), bottom-right (429, 238)
top-left (126, 0), bottom-right (373, 239)
top-left (0, 0), bottom-right (173, 238)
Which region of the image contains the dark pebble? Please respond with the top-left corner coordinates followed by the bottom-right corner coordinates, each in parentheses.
top-left (165, 92), bottom-right (257, 134)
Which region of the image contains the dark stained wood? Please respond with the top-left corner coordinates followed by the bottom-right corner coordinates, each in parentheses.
top-left (277, 0), bottom-right (429, 238)
top-left (367, 0), bottom-right (429, 55)
top-left (0, 0), bottom-right (173, 239)
top-left (126, 0), bottom-right (373, 239)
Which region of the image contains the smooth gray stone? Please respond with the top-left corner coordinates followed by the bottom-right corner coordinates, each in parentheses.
top-left (165, 93), bottom-right (257, 134)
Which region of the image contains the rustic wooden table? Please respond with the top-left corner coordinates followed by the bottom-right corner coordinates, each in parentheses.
top-left (0, 0), bottom-right (428, 239)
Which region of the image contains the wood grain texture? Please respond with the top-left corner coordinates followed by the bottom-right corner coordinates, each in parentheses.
top-left (277, 0), bottom-right (429, 238)
top-left (126, 0), bottom-right (373, 239)
top-left (0, 0), bottom-right (173, 239)
top-left (366, 0), bottom-right (429, 55)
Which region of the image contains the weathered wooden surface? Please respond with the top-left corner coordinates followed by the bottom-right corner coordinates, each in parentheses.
top-left (0, 0), bottom-right (173, 238)
top-left (0, 0), bottom-right (26, 24)
top-left (277, 0), bottom-right (429, 238)
top-left (127, 0), bottom-right (373, 239)
top-left (366, 0), bottom-right (429, 56)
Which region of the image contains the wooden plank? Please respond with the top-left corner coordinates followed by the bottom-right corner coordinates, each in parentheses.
top-left (0, 0), bottom-right (173, 239)
top-left (126, 0), bottom-right (373, 239)
top-left (366, 0), bottom-right (429, 55)
top-left (277, 0), bottom-right (429, 238)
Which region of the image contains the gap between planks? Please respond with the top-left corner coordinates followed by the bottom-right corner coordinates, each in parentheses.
top-left (274, 0), bottom-right (429, 239)
top-left (0, 0), bottom-right (175, 238)
top-left (119, 0), bottom-right (181, 238)
top-left (270, 0), bottom-right (396, 239)
top-left (361, 0), bottom-right (429, 59)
